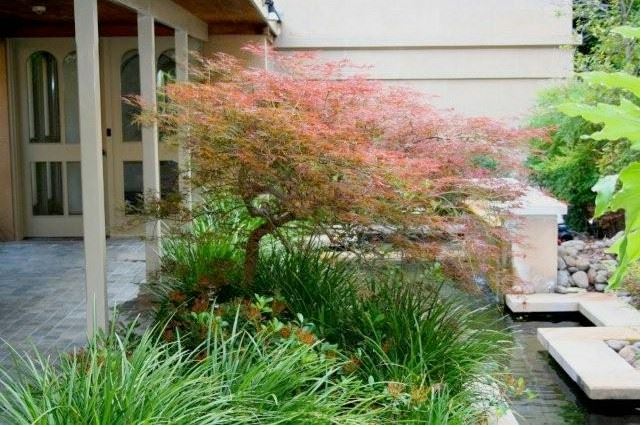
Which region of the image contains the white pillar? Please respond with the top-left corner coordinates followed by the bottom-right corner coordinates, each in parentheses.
top-left (74, 0), bottom-right (108, 335)
top-left (174, 29), bottom-right (192, 208)
top-left (137, 13), bottom-right (161, 276)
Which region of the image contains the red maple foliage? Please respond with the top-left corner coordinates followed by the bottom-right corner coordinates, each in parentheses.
top-left (147, 46), bottom-right (535, 286)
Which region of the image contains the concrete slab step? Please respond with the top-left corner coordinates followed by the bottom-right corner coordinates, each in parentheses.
top-left (538, 327), bottom-right (640, 400)
top-left (578, 298), bottom-right (640, 327)
top-left (506, 293), bottom-right (639, 327)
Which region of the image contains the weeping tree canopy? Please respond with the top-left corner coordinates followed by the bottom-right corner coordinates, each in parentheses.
top-left (140, 46), bottom-right (537, 287)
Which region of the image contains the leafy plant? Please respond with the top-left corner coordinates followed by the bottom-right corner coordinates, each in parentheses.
top-left (574, 0), bottom-right (640, 74)
top-left (557, 27), bottom-right (640, 287)
top-left (527, 79), bottom-right (636, 231)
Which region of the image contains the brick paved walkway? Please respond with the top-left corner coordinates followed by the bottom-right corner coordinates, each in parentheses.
top-left (0, 238), bottom-right (146, 366)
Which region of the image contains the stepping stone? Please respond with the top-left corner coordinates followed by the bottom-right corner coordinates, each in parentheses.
top-left (505, 293), bottom-right (639, 327)
top-left (578, 298), bottom-right (640, 327)
top-left (538, 327), bottom-right (640, 400)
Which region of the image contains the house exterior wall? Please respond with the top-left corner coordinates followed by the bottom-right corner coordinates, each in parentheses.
top-left (269, 0), bottom-right (576, 121)
top-left (0, 38), bottom-right (16, 240)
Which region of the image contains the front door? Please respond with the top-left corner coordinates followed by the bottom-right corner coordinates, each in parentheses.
top-left (103, 37), bottom-right (178, 236)
top-left (15, 38), bottom-right (87, 237)
top-left (14, 37), bottom-right (178, 238)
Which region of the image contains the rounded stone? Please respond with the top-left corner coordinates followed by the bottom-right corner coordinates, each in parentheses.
top-left (560, 247), bottom-right (579, 258)
top-left (568, 267), bottom-right (578, 273)
top-left (587, 268), bottom-right (598, 284)
top-left (576, 257), bottom-right (590, 271)
top-left (595, 283), bottom-right (606, 292)
top-left (571, 271), bottom-right (589, 289)
top-left (558, 257), bottom-right (567, 270)
top-left (595, 270), bottom-right (609, 284)
top-left (561, 240), bottom-right (586, 251)
top-left (557, 270), bottom-right (571, 288)
top-left (563, 255), bottom-right (578, 267)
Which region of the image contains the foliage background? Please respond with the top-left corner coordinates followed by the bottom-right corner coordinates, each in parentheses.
top-left (527, 0), bottom-right (639, 233)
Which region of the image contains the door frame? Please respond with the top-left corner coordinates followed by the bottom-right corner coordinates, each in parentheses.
top-left (12, 38), bottom-right (84, 237)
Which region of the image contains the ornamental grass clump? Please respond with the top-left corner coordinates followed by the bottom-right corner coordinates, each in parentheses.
top-left (0, 316), bottom-right (385, 425)
top-left (253, 247), bottom-right (512, 423)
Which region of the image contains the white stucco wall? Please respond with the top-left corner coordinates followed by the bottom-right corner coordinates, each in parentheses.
top-left (265, 0), bottom-right (576, 122)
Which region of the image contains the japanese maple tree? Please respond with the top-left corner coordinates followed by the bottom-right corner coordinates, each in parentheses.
top-left (147, 46), bottom-right (531, 286)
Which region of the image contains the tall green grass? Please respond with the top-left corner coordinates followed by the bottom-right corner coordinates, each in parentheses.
top-left (0, 317), bottom-right (385, 424)
top-left (255, 248), bottom-right (511, 423)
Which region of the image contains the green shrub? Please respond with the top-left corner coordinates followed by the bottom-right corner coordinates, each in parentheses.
top-left (527, 82), bottom-right (636, 231)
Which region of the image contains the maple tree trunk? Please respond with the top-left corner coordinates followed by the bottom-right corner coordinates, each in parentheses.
top-left (242, 223), bottom-right (272, 286)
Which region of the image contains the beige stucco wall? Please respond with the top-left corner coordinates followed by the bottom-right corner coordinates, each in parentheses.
top-left (204, 34), bottom-right (269, 68)
top-left (268, 0), bottom-right (575, 122)
top-left (0, 38), bottom-right (16, 241)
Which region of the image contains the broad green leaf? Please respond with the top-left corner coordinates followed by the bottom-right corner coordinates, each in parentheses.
top-left (558, 99), bottom-right (640, 149)
top-left (603, 163), bottom-right (640, 288)
top-left (591, 174), bottom-right (618, 218)
top-left (580, 72), bottom-right (640, 98)
top-left (608, 162), bottom-right (640, 230)
top-left (607, 228), bottom-right (640, 288)
top-left (612, 25), bottom-right (640, 40)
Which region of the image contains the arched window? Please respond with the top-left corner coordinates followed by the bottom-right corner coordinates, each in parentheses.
top-left (27, 51), bottom-right (60, 143)
top-left (157, 49), bottom-right (176, 89)
top-left (63, 52), bottom-right (79, 144)
top-left (120, 50), bottom-right (141, 142)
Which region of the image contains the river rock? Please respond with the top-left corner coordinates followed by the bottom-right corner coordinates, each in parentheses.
top-left (576, 257), bottom-right (590, 271)
top-left (595, 283), bottom-right (606, 292)
top-left (558, 257), bottom-right (567, 270)
top-left (587, 268), bottom-right (598, 284)
top-left (571, 271), bottom-right (589, 289)
top-left (568, 267), bottom-right (578, 273)
top-left (563, 255), bottom-right (578, 267)
top-left (619, 345), bottom-right (637, 365)
top-left (606, 340), bottom-right (629, 352)
top-left (595, 270), bottom-right (609, 284)
top-left (557, 270), bottom-right (571, 287)
top-left (559, 246), bottom-right (579, 258)
top-left (562, 239), bottom-right (586, 250)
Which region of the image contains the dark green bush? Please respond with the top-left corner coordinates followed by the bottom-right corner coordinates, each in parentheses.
top-left (527, 82), bottom-right (636, 231)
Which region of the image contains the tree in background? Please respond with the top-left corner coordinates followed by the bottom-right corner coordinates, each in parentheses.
top-left (527, 0), bottom-right (639, 233)
top-left (144, 47), bottom-right (531, 286)
top-left (558, 26), bottom-right (640, 288)
top-left (574, 0), bottom-right (640, 73)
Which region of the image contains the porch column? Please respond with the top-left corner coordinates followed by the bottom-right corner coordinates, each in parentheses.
top-left (74, 0), bottom-right (108, 335)
top-left (174, 29), bottom-right (191, 208)
top-left (137, 13), bottom-right (161, 276)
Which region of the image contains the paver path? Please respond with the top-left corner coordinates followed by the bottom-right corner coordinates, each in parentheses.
top-left (0, 238), bottom-right (146, 366)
